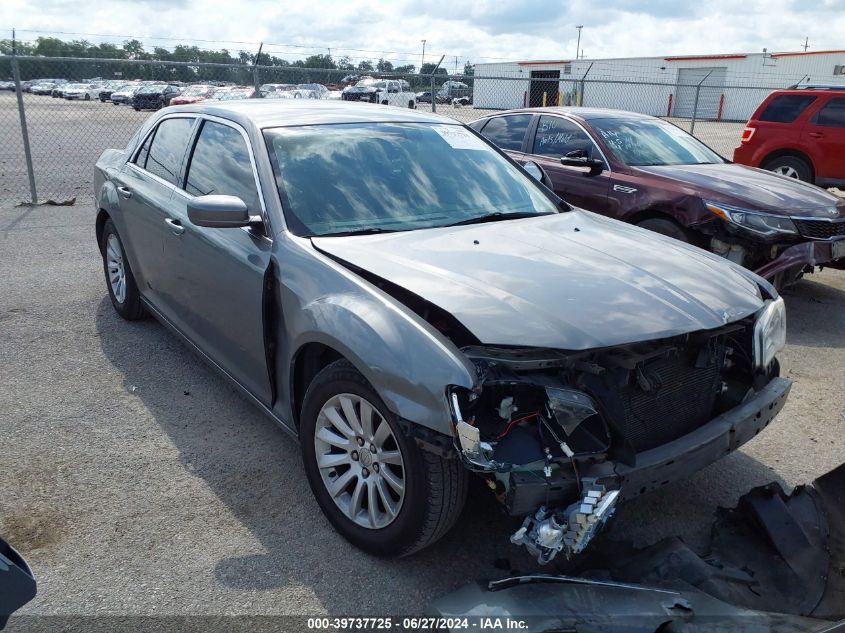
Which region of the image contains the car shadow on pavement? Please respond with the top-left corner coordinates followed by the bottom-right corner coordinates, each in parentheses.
top-left (94, 297), bottom-right (788, 612)
top-left (782, 277), bottom-right (845, 348)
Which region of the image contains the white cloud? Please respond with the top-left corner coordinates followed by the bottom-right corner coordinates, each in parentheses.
top-left (2, 0), bottom-right (844, 66)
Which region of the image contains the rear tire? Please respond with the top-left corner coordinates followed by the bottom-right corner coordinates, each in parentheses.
top-left (637, 217), bottom-right (691, 243)
top-left (300, 360), bottom-right (467, 557)
top-left (762, 155), bottom-right (812, 182)
top-left (101, 220), bottom-right (147, 321)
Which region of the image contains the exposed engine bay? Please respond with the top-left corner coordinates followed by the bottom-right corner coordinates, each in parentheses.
top-left (450, 319), bottom-right (773, 563)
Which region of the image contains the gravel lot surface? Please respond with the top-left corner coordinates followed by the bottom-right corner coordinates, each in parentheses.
top-left (1, 92), bottom-right (744, 205)
top-left (1, 200), bottom-right (844, 625)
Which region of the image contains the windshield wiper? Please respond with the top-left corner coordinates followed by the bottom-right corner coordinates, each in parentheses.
top-left (443, 211), bottom-right (545, 227)
top-left (314, 227), bottom-right (399, 237)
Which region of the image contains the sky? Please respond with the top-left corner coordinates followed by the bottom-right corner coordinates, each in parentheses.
top-left (2, 0), bottom-right (845, 67)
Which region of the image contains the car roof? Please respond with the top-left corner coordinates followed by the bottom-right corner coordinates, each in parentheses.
top-left (478, 107), bottom-right (655, 122)
top-left (165, 99), bottom-right (457, 128)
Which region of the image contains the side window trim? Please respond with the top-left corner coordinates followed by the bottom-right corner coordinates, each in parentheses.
top-left (175, 114), bottom-right (273, 239)
top-left (126, 114), bottom-right (199, 191)
top-left (529, 115), bottom-right (612, 172)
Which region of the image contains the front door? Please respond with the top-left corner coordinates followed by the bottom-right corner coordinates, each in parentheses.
top-left (525, 115), bottom-right (610, 212)
top-left (159, 118), bottom-right (273, 406)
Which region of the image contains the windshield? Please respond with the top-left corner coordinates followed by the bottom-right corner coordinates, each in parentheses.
top-left (590, 117), bottom-right (725, 166)
top-left (264, 122), bottom-right (560, 237)
top-left (139, 85), bottom-right (166, 94)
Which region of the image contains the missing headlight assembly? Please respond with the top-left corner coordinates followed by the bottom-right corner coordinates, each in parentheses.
top-left (450, 317), bottom-right (785, 563)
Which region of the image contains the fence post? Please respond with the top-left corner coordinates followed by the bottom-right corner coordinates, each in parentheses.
top-left (578, 62), bottom-right (593, 107)
top-left (11, 56), bottom-right (37, 205)
top-left (430, 75), bottom-right (436, 113)
top-left (689, 69), bottom-right (713, 136)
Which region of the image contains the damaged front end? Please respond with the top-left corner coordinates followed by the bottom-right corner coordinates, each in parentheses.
top-left (450, 312), bottom-right (791, 563)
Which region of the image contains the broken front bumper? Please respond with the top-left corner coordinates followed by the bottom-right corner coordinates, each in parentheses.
top-left (616, 376), bottom-right (791, 500)
top-left (754, 239), bottom-right (845, 280)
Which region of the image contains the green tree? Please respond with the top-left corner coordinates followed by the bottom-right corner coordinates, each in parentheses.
top-left (376, 58), bottom-right (393, 72)
top-left (357, 60), bottom-right (373, 72)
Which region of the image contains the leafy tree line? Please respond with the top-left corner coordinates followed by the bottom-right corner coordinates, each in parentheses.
top-left (0, 36), bottom-right (474, 87)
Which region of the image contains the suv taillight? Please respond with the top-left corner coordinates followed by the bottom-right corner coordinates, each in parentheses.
top-left (740, 126), bottom-right (756, 144)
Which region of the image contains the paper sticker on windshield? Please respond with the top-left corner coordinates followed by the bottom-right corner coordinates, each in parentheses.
top-left (432, 125), bottom-right (488, 150)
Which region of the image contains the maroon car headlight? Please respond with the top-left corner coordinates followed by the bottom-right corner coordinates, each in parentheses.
top-left (705, 201), bottom-right (798, 238)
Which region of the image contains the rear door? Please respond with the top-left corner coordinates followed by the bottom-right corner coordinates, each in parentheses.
top-left (113, 116), bottom-right (196, 308)
top-left (802, 96), bottom-right (845, 181)
top-left (525, 114), bottom-right (611, 212)
top-left (161, 117), bottom-right (273, 405)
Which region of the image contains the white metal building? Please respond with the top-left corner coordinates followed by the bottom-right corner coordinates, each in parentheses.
top-left (473, 49), bottom-right (845, 121)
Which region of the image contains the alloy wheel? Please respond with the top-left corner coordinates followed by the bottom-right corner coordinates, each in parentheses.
top-left (773, 165), bottom-right (799, 178)
top-left (106, 233), bottom-right (127, 303)
top-left (314, 393), bottom-right (406, 529)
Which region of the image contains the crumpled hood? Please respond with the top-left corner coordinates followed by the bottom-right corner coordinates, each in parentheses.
top-left (312, 211), bottom-right (765, 349)
top-left (637, 163), bottom-right (845, 217)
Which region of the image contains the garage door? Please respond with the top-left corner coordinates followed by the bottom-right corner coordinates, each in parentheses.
top-left (674, 67), bottom-right (726, 119)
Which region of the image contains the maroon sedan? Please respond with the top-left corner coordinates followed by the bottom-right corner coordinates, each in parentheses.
top-left (469, 108), bottom-right (845, 286)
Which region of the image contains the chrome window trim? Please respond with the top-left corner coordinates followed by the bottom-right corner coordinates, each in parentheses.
top-left (172, 114), bottom-right (273, 241)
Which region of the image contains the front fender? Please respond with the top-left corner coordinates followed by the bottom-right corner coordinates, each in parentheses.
top-left (291, 293), bottom-right (477, 435)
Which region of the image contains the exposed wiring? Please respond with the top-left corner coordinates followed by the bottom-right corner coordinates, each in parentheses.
top-left (496, 410), bottom-right (540, 440)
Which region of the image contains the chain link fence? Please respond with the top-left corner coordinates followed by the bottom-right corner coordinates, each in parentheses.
top-left (0, 54), bottom-right (795, 206)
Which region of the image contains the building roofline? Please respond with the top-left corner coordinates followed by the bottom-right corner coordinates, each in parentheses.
top-left (770, 49), bottom-right (845, 58)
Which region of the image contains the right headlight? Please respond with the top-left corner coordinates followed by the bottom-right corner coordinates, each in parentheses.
top-left (705, 201), bottom-right (798, 238)
top-left (753, 297), bottom-right (786, 369)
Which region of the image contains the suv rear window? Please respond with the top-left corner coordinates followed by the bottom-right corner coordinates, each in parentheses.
top-left (758, 94), bottom-right (817, 123)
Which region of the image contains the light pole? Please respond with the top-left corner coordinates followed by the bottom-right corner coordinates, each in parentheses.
top-left (421, 39), bottom-right (426, 69)
top-left (576, 26), bottom-right (583, 60)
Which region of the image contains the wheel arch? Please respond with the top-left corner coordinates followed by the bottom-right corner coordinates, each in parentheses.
top-left (290, 341), bottom-right (345, 430)
top-left (95, 208), bottom-right (111, 253)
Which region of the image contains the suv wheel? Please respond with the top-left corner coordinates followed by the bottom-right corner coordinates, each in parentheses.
top-left (763, 155), bottom-right (812, 182)
top-left (300, 360), bottom-right (467, 557)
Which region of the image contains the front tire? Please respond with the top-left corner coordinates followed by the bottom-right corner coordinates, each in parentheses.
top-left (637, 217), bottom-right (691, 243)
top-left (101, 220), bottom-right (147, 320)
top-left (300, 360), bottom-right (467, 557)
top-left (762, 155), bottom-right (812, 182)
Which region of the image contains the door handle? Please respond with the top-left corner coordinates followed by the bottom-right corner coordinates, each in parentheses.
top-left (117, 186), bottom-right (132, 199)
top-left (808, 132), bottom-right (824, 138)
top-left (164, 217), bottom-right (185, 235)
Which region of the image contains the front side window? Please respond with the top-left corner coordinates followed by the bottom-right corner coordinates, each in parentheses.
top-left (758, 95), bottom-right (817, 123)
top-left (479, 114), bottom-right (533, 152)
top-left (590, 117), bottom-right (724, 166)
top-left (185, 121), bottom-right (260, 209)
top-left (532, 115), bottom-right (599, 159)
top-left (142, 117), bottom-right (194, 185)
top-left (813, 98), bottom-right (845, 127)
top-left (264, 122), bottom-right (560, 236)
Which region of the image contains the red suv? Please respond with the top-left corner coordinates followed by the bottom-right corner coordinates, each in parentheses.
top-left (733, 85), bottom-right (845, 187)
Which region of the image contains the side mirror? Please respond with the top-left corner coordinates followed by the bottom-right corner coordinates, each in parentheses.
top-left (560, 155), bottom-right (604, 177)
top-left (522, 161), bottom-right (553, 189)
top-left (188, 195), bottom-right (252, 228)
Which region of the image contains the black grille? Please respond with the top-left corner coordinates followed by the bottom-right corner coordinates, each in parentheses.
top-left (622, 350), bottom-right (722, 452)
top-left (793, 218), bottom-right (845, 240)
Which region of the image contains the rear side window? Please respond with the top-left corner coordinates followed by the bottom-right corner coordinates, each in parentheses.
top-left (479, 114), bottom-right (533, 151)
top-left (143, 118), bottom-right (194, 185)
top-left (758, 95), bottom-right (817, 123)
top-left (185, 121), bottom-right (260, 210)
top-left (813, 98), bottom-right (845, 127)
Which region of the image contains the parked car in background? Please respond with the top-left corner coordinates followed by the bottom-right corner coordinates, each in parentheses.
top-left (31, 82), bottom-right (58, 95)
top-left (205, 86), bottom-right (255, 101)
top-left (98, 80), bottom-right (127, 102)
top-left (471, 107), bottom-right (845, 286)
top-left (733, 85), bottom-right (845, 188)
top-left (0, 80), bottom-right (15, 90)
top-left (342, 77), bottom-right (416, 108)
top-left (131, 83), bottom-right (181, 110)
top-left (169, 84), bottom-right (216, 105)
top-left (415, 91), bottom-right (447, 104)
top-left (110, 83), bottom-right (140, 105)
top-left (62, 83), bottom-right (100, 101)
top-left (438, 80), bottom-right (471, 101)
top-left (94, 100), bottom-right (789, 563)
top-left (259, 83), bottom-right (296, 98)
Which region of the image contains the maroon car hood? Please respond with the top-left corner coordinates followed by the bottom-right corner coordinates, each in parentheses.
top-left (636, 163), bottom-right (845, 218)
